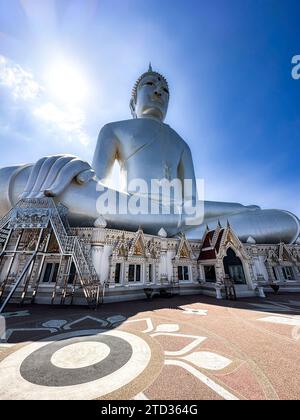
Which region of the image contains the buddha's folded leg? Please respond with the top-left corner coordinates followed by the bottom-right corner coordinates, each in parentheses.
top-left (2, 167), bottom-right (299, 243)
top-left (185, 209), bottom-right (300, 244)
top-left (0, 169), bottom-right (181, 234)
top-left (59, 180), bottom-right (182, 235)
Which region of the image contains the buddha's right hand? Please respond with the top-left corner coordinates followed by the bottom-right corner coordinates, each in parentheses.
top-left (20, 155), bottom-right (95, 199)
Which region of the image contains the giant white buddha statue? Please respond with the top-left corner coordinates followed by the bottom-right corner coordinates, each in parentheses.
top-left (0, 65), bottom-right (299, 244)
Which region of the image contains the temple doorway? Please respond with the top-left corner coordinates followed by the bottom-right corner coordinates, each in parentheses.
top-left (223, 248), bottom-right (246, 285)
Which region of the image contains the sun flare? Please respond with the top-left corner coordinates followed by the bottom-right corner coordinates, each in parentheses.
top-left (45, 59), bottom-right (90, 104)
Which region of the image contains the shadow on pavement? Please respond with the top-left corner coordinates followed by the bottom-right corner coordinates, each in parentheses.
top-left (1, 292), bottom-right (300, 345)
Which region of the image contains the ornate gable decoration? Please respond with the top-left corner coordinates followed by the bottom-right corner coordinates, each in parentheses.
top-left (267, 248), bottom-right (279, 263)
top-left (218, 223), bottom-right (249, 260)
top-left (291, 247), bottom-right (300, 263)
top-left (146, 238), bottom-right (161, 260)
top-left (211, 221), bottom-right (222, 248)
top-left (9, 209), bottom-right (50, 229)
top-left (112, 233), bottom-right (128, 258)
top-left (128, 228), bottom-right (148, 258)
top-left (176, 235), bottom-right (195, 260)
top-left (279, 243), bottom-right (295, 263)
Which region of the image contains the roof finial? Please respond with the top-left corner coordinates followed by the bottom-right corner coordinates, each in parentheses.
top-left (148, 62), bottom-right (153, 72)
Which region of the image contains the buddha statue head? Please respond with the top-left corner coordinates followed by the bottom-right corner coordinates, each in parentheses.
top-left (130, 64), bottom-right (169, 122)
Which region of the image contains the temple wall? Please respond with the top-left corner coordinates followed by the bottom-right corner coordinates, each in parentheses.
top-left (1, 223), bottom-right (300, 305)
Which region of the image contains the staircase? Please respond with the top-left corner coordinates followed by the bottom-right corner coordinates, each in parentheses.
top-left (0, 198), bottom-right (102, 309)
top-left (47, 201), bottom-right (101, 307)
top-left (0, 208), bottom-right (14, 251)
top-left (0, 227), bottom-right (10, 246)
top-left (0, 253), bottom-right (37, 313)
top-left (0, 208), bottom-right (15, 232)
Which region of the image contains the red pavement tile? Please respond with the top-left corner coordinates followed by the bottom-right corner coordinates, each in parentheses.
top-left (145, 365), bottom-right (223, 400)
top-left (1, 294), bottom-right (300, 400)
top-left (214, 363), bottom-right (267, 400)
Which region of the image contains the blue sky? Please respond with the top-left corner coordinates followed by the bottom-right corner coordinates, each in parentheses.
top-left (0, 0), bottom-right (299, 215)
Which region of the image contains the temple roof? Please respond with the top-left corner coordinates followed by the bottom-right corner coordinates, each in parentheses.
top-left (198, 228), bottom-right (225, 261)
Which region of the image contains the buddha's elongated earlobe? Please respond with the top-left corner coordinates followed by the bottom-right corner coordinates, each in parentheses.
top-left (129, 97), bottom-right (137, 118)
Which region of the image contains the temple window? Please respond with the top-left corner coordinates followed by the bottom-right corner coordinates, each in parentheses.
top-left (42, 263), bottom-right (59, 283)
top-left (178, 266), bottom-right (189, 281)
top-left (68, 262), bottom-right (76, 285)
top-left (272, 267), bottom-right (278, 280)
top-left (204, 265), bottom-right (216, 283)
top-left (282, 266), bottom-right (294, 281)
top-left (128, 264), bottom-right (141, 283)
top-left (115, 263), bottom-right (121, 284)
top-left (148, 264), bottom-right (153, 283)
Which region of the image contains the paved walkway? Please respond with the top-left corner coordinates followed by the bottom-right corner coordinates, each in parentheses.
top-left (1, 293), bottom-right (300, 400)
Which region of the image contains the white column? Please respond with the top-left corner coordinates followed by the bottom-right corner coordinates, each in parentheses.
top-left (99, 245), bottom-right (113, 284)
top-left (198, 264), bottom-right (206, 284)
top-left (159, 252), bottom-right (167, 279)
top-left (253, 256), bottom-right (268, 281)
top-left (166, 250), bottom-right (174, 281)
top-left (91, 245), bottom-right (103, 280)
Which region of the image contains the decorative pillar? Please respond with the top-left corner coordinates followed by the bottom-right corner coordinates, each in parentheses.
top-left (215, 261), bottom-right (225, 284)
top-left (252, 256), bottom-right (268, 281)
top-left (166, 250), bottom-right (174, 281)
top-left (124, 263), bottom-right (129, 287)
top-left (159, 251), bottom-right (168, 280)
top-left (244, 261), bottom-right (256, 290)
top-left (91, 245), bottom-right (104, 280)
top-left (293, 265), bottom-right (300, 281)
top-left (191, 263), bottom-right (198, 282)
top-left (101, 245), bottom-right (113, 284)
top-left (198, 264), bottom-right (206, 284)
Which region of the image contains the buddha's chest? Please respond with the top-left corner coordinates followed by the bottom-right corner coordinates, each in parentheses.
top-left (117, 124), bottom-right (182, 175)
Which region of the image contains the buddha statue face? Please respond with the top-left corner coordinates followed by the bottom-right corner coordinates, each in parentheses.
top-left (131, 73), bottom-right (170, 122)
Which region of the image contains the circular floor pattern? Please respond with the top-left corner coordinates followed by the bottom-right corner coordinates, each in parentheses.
top-left (0, 329), bottom-right (152, 400)
top-left (51, 342), bottom-right (110, 369)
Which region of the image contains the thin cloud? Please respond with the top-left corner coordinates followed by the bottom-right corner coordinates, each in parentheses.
top-left (33, 102), bottom-right (89, 146)
top-left (0, 55), bottom-right (41, 100)
top-left (0, 54), bottom-right (91, 159)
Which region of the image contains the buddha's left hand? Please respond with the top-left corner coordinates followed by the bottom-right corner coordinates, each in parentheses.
top-left (20, 155), bottom-right (95, 199)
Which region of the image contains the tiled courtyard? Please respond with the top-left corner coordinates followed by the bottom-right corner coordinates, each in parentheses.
top-left (1, 293), bottom-right (300, 400)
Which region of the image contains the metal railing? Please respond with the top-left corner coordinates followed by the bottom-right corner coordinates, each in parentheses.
top-left (1, 198), bottom-right (102, 308)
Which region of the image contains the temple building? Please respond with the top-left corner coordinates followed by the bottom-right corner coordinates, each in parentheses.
top-left (1, 66), bottom-right (300, 310)
top-left (1, 198), bottom-right (300, 310)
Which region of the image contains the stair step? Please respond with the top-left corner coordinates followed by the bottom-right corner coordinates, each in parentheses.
top-left (0, 198), bottom-right (102, 308)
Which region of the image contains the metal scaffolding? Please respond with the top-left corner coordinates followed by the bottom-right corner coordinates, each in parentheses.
top-left (0, 198), bottom-right (102, 312)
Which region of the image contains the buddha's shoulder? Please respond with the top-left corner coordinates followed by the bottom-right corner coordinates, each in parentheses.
top-left (100, 119), bottom-right (139, 131)
top-left (101, 118), bottom-right (160, 131)
top-left (100, 119), bottom-right (188, 146)
top-left (165, 125), bottom-right (191, 150)
top-left (98, 120), bottom-right (134, 138)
